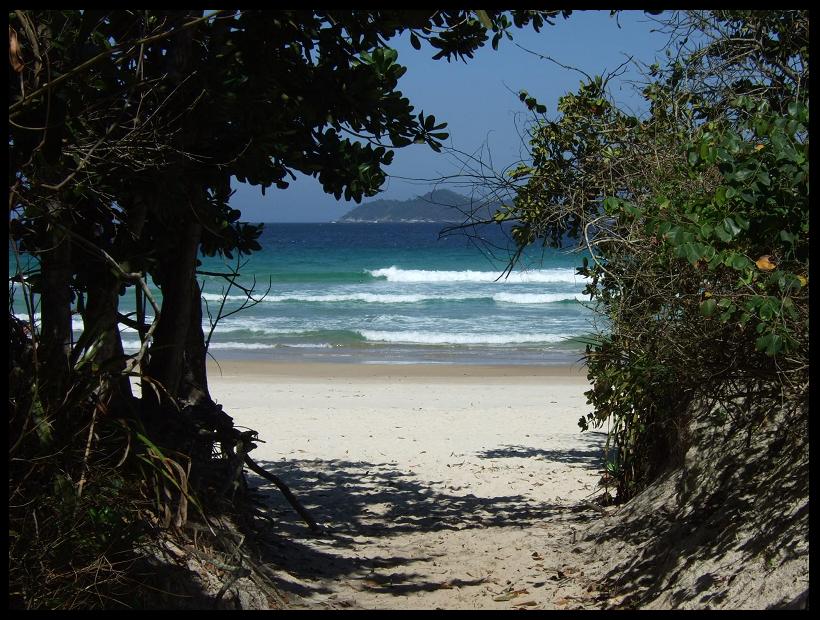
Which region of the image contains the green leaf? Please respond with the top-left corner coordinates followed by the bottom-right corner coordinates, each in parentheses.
top-left (781, 273), bottom-right (802, 291)
top-left (700, 298), bottom-right (717, 317)
top-left (729, 253), bottom-right (752, 271)
top-left (701, 244), bottom-right (715, 261)
top-left (756, 332), bottom-right (783, 356)
top-left (734, 168), bottom-right (753, 182)
top-left (603, 196), bottom-right (620, 214)
top-left (623, 202), bottom-right (640, 217)
top-left (757, 297), bottom-right (779, 321)
top-left (716, 148), bottom-right (731, 163)
top-left (722, 217), bottom-right (741, 238)
top-left (714, 186), bottom-right (727, 206)
top-left (768, 270), bottom-right (787, 290)
top-left (714, 226), bottom-right (731, 243)
top-left (29, 387), bottom-right (52, 446)
top-left (682, 242), bottom-right (702, 265)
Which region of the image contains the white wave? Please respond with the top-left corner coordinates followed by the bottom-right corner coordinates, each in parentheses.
top-left (207, 341), bottom-right (279, 350)
top-left (358, 330), bottom-right (571, 345)
top-left (72, 320), bottom-right (149, 333)
top-left (205, 292), bottom-right (478, 304)
top-left (120, 339), bottom-right (280, 351)
top-left (205, 289), bottom-right (588, 305)
top-left (122, 338), bottom-right (333, 350)
top-left (492, 292), bottom-right (586, 304)
top-left (19, 312), bottom-right (156, 330)
top-left (201, 293), bottom-right (259, 302)
top-left (208, 323), bottom-right (308, 335)
top-left (13, 312), bottom-right (40, 322)
top-left (368, 266), bottom-right (587, 284)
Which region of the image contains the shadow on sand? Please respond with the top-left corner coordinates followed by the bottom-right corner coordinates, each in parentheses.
top-left (243, 430), bottom-right (607, 602)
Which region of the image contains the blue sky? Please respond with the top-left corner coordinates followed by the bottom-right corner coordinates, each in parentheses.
top-left (233, 10), bottom-right (673, 223)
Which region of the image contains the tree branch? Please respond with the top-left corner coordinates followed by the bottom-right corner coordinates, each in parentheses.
top-left (10, 10), bottom-right (225, 116)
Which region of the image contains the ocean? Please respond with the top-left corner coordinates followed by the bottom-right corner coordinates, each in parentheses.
top-left (10, 223), bottom-right (599, 366)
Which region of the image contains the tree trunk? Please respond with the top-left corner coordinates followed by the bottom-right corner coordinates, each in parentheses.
top-left (179, 277), bottom-right (211, 405)
top-left (145, 217), bottom-right (202, 401)
top-left (39, 202), bottom-right (73, 405)
top-left (79, 268), bottom-right (133, 401)
top-left (142, 10), bottom-right (208, 405)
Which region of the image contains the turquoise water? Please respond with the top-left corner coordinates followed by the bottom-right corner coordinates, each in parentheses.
top-left (10, 223), bottom-right (600, 365)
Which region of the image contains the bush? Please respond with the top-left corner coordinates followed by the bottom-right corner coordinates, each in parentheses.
top-left (504, 10), bottom-right (808, 499)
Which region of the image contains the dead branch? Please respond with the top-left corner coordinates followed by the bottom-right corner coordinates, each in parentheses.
top-left (243, 456), bottom-right (321, 533)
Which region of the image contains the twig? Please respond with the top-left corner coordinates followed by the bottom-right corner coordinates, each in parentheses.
top-left (41, 124), bottom-right (116, 191)
top-left (76, 402), bottom-right (100, 500)
top-left (200, 256), bottom-right (272, 352)
top-left (10, 10), bottom-right (224, 115)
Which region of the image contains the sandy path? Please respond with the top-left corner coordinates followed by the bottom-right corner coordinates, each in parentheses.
top-left (207, 361), bottom-right (609, 610)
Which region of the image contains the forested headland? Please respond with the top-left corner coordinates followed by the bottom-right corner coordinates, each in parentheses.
top-left (337, 189), bottom-right (507, 222)
top-left (9, 10), bottom-right (807, 609)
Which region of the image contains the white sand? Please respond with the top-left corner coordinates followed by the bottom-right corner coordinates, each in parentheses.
top-left (208, 361), bottom-right (609, 609)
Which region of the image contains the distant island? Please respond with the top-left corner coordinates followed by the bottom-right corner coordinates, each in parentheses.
top-left (338, 189), bottom-right (499, 223)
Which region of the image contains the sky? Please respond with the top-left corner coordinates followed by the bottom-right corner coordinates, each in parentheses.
top-left (232, 10), bottom-right (675, 223)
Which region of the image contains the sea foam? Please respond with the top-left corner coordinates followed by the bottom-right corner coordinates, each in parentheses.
top-left (202, 292), bottom-right (474, 304)
top-left (202, 291), bottom-right (583, 305)
top-left (358, 330), bottom-right (571, 345)
top-left (367, 266), bottom-right (587, 284)
top-left (492, 292), bottom-right (586, 304)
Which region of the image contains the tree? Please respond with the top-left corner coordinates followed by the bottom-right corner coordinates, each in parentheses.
top-left (9, 9), bottom-right (572, 607)
top-left (10, 9), bottom-right (570, 406)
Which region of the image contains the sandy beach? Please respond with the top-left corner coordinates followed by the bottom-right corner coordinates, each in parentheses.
top-left (207, 360), bottom-right (611, 610)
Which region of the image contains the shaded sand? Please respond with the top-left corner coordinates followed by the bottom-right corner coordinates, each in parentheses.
top-left (563, 396), bottom-right (809, 610)
top-left (207, 361), bottom-right (613, 610)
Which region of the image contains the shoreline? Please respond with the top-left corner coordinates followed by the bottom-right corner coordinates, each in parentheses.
top-left (201, 343), bottom-right (590, 368)
top-left (205, 359), bottom-right (589, 382)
